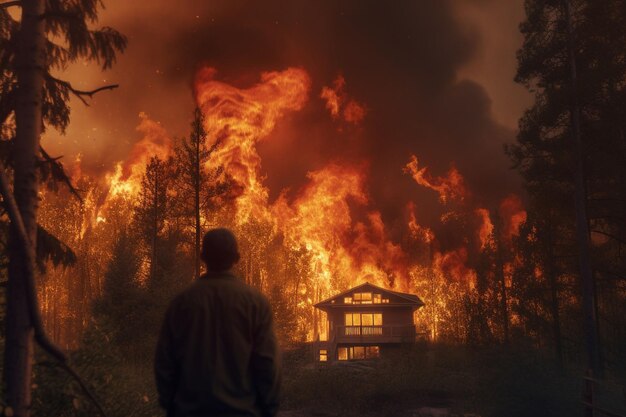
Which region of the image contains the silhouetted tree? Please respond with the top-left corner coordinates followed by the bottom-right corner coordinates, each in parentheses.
top-left (512, 0), bottom-right (626, 374)
top-left (0, 1), bottom-right (125, 414)
top-left (173, 108), bottom-right (226, 279)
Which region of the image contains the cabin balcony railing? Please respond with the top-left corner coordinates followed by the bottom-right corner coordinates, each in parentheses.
top-left (334, 325), bottom-right (416, 343)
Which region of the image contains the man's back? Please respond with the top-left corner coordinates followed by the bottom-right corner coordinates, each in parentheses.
top-left (155, 272), bottom-right (280, 417)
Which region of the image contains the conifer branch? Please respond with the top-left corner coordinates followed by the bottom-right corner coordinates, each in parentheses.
top-left (46, 74), bottom-right (119, 106)
top-left (0, 161), bottom-right (107, 417)
top-left (39, 145), bottom-right (82, 201)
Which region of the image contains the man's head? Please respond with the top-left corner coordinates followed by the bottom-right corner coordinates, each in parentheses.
top-left (201, 228), bottom-right (240, 272)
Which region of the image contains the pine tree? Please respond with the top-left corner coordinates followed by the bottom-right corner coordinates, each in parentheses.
top-left (134, 156), bottom-right (169, 283)
top-left (0, 1), bottom-right (125, 414)
top-left (512, 0), bottom-right (626, 375)
top-left (173, 108), bottom-right (227, 279)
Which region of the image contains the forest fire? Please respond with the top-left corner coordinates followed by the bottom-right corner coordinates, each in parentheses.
top-left (3, 1), bottom-right (625, 416)
top-left (37, 65), bottom-right (530, 345)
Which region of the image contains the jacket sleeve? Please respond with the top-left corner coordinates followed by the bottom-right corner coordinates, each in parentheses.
top-left (251, 297), bottom-right (281, 417)
top-left (154, 301), bottom-right (179, 412)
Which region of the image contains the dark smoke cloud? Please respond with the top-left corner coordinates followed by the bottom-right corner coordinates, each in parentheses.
top-left (46, 0), bottom-right (523, 238)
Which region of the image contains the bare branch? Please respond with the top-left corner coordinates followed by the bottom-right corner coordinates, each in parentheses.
top-left (0, 161), bottom-right (106, 417)
top-left (46, 74), bottom-right (119, 106)
top-left (39, 145), bottom-right (82, 201)
top-left (0, 1), bottom-right (21, 9)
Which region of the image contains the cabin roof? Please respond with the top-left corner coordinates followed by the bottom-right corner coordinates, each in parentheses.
top-left (314, 282), bottom-right (424, 310)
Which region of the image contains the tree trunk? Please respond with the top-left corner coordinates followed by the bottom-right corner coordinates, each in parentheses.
top-left (194, 123), bottom-right (201, 279)
top-left (151, 161), bottom-right (159, 282)
top-left (4, 0), bottom-right (46, 415)
top-left (564, 0), bottom-right (601, 376)
top-left (494, 222), bottom-right (509, 345)
top-left (546, 224), bottom-right (564, 370)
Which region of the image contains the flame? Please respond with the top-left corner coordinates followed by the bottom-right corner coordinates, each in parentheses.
top-left (407, 201), bottom-right (435, 244)
top-left (320, 75), bottom-right (367, 125)
top-left (195, 67), bottom-right (311, 223)
top-left (195, 68), bottom-right (407, 296)
top-left (404, 155), bottom-right (467, 204)
top-left (105, 112), bottom-right (172, 199)
top-left (41, 64), bottom-right (534, 346)
top-left (432, 248), bottom-right (477, 287)
top-left (498, 194), bottom-right (527, 241)
top-left (273, 164), bottom-right (407, 292)
top-left (475, 207), bottom-right (494, 249)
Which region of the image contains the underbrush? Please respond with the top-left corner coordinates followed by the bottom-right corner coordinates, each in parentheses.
top-left (282, 343), bottom-right (584, 417)
top-left (11, 335), bottom-right (622, 417)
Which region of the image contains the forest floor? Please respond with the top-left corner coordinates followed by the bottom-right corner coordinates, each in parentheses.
top-left (25, 335), bottom-right (626, 417)
top-left (277, 343), bottom-right (625, 417)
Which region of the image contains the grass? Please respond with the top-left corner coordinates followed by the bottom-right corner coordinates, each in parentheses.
top-left (281, 343), bottom-right (585, 417)
top-left (21, 333), bottom-right (622, 417)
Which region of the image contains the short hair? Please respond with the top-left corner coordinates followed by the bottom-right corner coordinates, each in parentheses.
top-left (201, 228), bottom-right (240, 272)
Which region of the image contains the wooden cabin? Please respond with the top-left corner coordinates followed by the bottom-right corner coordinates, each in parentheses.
top-left (314, 282), bottom-right (424, 362)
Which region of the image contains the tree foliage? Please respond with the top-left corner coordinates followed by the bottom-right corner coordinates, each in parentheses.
top-left (509, 0), bottom-right (626, 371)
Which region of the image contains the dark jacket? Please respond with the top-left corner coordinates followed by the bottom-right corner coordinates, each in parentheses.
top-left (154, 272), bottom-right (280, 417)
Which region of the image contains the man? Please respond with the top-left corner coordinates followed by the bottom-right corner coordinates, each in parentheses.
top-left (155, 228), bottom-right (280, 417)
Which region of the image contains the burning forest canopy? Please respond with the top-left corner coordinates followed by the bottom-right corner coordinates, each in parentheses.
top-left (38, 61), bottom-right (527, 346)
top-left (29, 0), bottom-right (537, 347)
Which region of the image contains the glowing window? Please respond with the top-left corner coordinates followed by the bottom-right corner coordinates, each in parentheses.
top-left (338, 347), bottom-right (349, 361)
top-left (344, 297), bottom-right (352, 304)
top-left (382, 298), bottom-right (390, 303)
top-left (373, 294), bottom-right (382, 304)
top-left (337, 346), bottom-right (380, 360)
top-left (353, 346), bottom-right (366, 360)
top-left (352, 292), bottom-right (373, 304)
top-left (366, 346), bottom-right (380, 358)
top-left (345, 313), bottom-right (382, 328)
top-left (319, 349), bottom-right (328, 362)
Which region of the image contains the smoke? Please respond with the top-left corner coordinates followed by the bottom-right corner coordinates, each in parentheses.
top-left (43, 0), bottom-right (525, 246)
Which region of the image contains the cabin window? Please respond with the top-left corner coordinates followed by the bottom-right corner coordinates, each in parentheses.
top-left (353, 346), bottom-right (366, 360)
top-left (373, 294), bottom-right (382, 303)
top-left (344, 297), bottom-right (352, 304)
top-left (345, 313), bottom-right (362, 326)
top-left (338, 347), bottom-right (349, 360)
top-left (319, 349), bottom-right (328, 362)
top-left (344, 313), bottom-right (383, 335)
top-left (353, 292), bottom-right (372, 304)
top-left (337, 345), bottom-right (381, 360)
top-left (382, 298), bottom-right (390, 303)
top-left (345, 313), bottom-right (382, 326)
top-left (366, 346), bottom-right (380, 358)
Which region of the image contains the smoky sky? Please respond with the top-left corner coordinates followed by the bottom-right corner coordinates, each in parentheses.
top-left (45, 0), bottom-right (526, 234)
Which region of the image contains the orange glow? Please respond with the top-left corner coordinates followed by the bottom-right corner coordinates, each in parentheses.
top-left (404, 155), bottom-right (468, 204)
top-left (499, 194), bottom-right (527, 241)
top-left (105, 112), bottom-right (172, 199)
top-left (433, 247), bottom-right (477, 287)
top-left (273, 164), bottom-right (408, 293)
top-left (320, 75), bottom-right (367, 125)
top-left (407, 201), bottom-right (435, 244)
top-left (475, 207), bottom-right (494, 249)
top-left (195, 66), bottom-right (311, 224)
